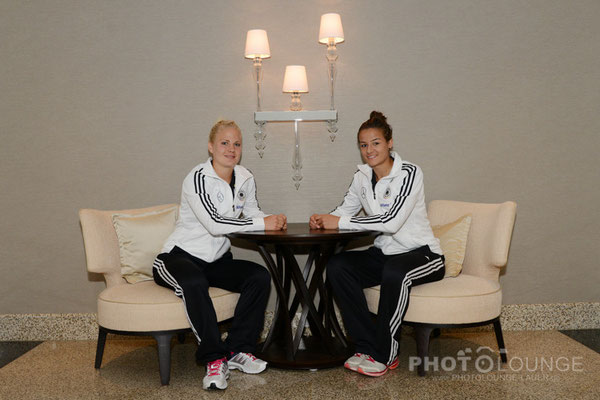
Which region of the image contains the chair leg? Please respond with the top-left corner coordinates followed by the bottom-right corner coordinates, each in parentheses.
top-left (414, 326), bottom-right (434, 377)
top-left (154, 333), bottom-right (174, 386)
top-left (94, 327), bottom-right (108, 369)
top-left (492, 318), bottom-right (507, 363)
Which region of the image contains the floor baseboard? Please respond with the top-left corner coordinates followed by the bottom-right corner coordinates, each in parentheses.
top-left (1, 302), bottom-right (598, 341)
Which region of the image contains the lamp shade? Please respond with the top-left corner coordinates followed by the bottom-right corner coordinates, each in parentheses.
top-left (282, 66), bottom-right (309, 93)
top-left (245, 29), bottom-right (271, 59)
top-left (318, 13), bottom-right (344, 44)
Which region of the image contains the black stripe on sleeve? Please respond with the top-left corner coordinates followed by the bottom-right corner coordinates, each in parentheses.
top-left (195, 170), bottom-right (253, 226)
top-left (349, 163), bottom-right (417, 225)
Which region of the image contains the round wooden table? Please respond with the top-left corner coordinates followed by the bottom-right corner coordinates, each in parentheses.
top-left (228, 223), bottom-right (378, 369)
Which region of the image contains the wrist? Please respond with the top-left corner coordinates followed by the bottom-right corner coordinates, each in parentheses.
top-left (254, 217), bottom-right (266, 230)
top-left (338, 215), bottom-right (351, 229)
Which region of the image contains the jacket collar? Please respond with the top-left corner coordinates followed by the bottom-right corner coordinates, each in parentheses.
top-left (202, 158), bottom-right (252, 184)
top-left (357, 151), bottom-right (403, 180)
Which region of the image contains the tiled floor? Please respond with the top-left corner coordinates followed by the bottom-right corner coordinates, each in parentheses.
top-left (0, 330), bottom-right (599, 399)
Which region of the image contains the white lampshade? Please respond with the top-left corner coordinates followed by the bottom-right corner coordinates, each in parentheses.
top-left (318, 13), bottom-right (344, 44)
top-left (245, 29), bottom-right (271, 59)
top-left (282, 66), bottom-right (309, 93)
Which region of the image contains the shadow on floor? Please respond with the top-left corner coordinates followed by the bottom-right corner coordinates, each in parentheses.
top-left (0, 341), bottom-right (42, 368)
top-left (559, 329), bottom-right (600, 353)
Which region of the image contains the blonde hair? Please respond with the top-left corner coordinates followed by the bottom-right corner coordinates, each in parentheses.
top-left (209, 119), bottom-right (241, 143)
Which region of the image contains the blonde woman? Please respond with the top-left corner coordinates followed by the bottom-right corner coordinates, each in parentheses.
top-left (153, 120), bottom-right (286, 390)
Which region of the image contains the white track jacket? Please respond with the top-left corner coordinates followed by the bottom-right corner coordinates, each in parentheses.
top-left (331, 152), bottom-right (442, 256)
top-left (162, 159), bottom-right (267, 262)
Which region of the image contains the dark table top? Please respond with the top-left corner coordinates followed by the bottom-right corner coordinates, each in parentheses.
top-left (227, 222), bottom-right (379, 244)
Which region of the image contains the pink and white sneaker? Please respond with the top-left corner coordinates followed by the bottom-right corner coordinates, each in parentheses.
top-left (388, 356), bottom-right (399, 370)
top-left (344, 353), bottom-right (367, 371)
top-left (203, 358), bottom-right (230, 390)
top-left (357, 355), bottom-right (399, 377)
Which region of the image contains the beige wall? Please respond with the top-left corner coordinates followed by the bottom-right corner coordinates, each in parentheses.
top-left (1, 0), bottom-right (598, 313)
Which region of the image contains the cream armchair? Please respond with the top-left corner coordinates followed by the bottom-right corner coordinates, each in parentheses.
top-left (363, 200), bottom-right (517, 376)
top-left (79, 204), bottom-right (240, 385)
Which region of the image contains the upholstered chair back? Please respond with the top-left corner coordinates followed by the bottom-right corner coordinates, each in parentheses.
top-left (79, 204), bottom-right (178, 288)
top-left (427, 200), bottom-right (517, 282)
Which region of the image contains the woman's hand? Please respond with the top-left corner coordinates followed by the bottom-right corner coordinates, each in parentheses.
top-left (309, 214), bottom-right (339, 230)
top-left (264, 214), bottom-right (287, 231)
top-left (309, 214), bottom-right (322, 229)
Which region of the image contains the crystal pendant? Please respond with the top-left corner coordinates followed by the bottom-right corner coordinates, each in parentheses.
top-left (327, 120), bottom-right (338, 142)
top-left (254, 122), bottom-right (266, 158)
top-left (292, 121), bottom-right (303, 190)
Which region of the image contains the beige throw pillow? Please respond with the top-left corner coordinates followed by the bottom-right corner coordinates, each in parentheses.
top-left (431, 214), bottom-right (472, 277)
top-left (112, 206), bottom-right (178, 283)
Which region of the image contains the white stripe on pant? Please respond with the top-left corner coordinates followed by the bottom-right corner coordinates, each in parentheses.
top-left (327, 245), bottom-right (445, 366)
top-left (387, 258), bottom-right (445, 365)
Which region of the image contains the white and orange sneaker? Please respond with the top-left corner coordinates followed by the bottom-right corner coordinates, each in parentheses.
top-left (357, 355), bottom-right (399, 377)
top-left (203, 358), bottom-right (230, 390)
top-left (344, 353), bottom-right (367, 371)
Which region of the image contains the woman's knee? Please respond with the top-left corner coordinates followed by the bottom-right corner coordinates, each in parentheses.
top-left (257, 267), bottom-right (272, 288)
top-left (247, 265), bottom-right (271, 290)
top-left (326, 253), bottom-right (352, 281)
top-left (179, 272), bottom-right (209, 291)
top-left (381, 261), bottom-right (408, 282)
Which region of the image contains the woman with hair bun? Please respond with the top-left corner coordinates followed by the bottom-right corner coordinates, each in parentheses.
top-left (309, 111), bottom-right (445, 377)
top-left (154, 120), bottom-right (286, 390)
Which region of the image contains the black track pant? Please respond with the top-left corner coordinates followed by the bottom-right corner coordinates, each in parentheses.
top-left (153, 246), bottom-right (271, 363)
top-left (327, 245), bottom-right (445, 365)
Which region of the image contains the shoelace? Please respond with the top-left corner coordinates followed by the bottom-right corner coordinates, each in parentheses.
top-left (365, 355), bottom-right (376, 363)
top-left (363, 355), bottom-right (395, 369)
top-left (207, 358), bottom-right (227, 376)
top-left (238, 352), bottom-right (257, 361)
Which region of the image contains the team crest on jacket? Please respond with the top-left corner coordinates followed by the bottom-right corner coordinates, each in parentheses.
top-left (217, 191), bottom-right (224, 203)
top-left (238, 191), bottom-right (245, 200)
top-left (361, 187), bottom-right (367, 199)
top-left (384, 187), bottom-right (391, 199)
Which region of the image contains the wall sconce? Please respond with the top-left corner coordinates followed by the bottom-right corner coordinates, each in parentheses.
top-left (319, 13), bottom-right (344, 112)
top-left (245, 13), bottom-right (344, 189)
top-left (244, 29), bottom-right (271, 111)
top-left (244, 29), bottom-right (271, 158)
top-left (282, 66), bottom-right (309, 111)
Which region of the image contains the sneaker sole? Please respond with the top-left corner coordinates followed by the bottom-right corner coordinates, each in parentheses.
top-left (203, 374), bottom-right (229, 391)
top-left (204, 382), bottom-right (228, 390)
top-left (203, 371), bottom-right (230, 390)
top-left (228, 363), bottom-right (267, 374)
top-left (357, 366), bottom-right (389, 377)
top-left (344, 361), bottom-right (360, 371)
top-left (388, 357), bottom-right (399, 370)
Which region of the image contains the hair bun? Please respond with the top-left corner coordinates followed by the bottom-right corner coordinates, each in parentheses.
top-left (369, 111), bottom-right (386, 122)
top-left (357, 110), bottom-right (393, 142)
